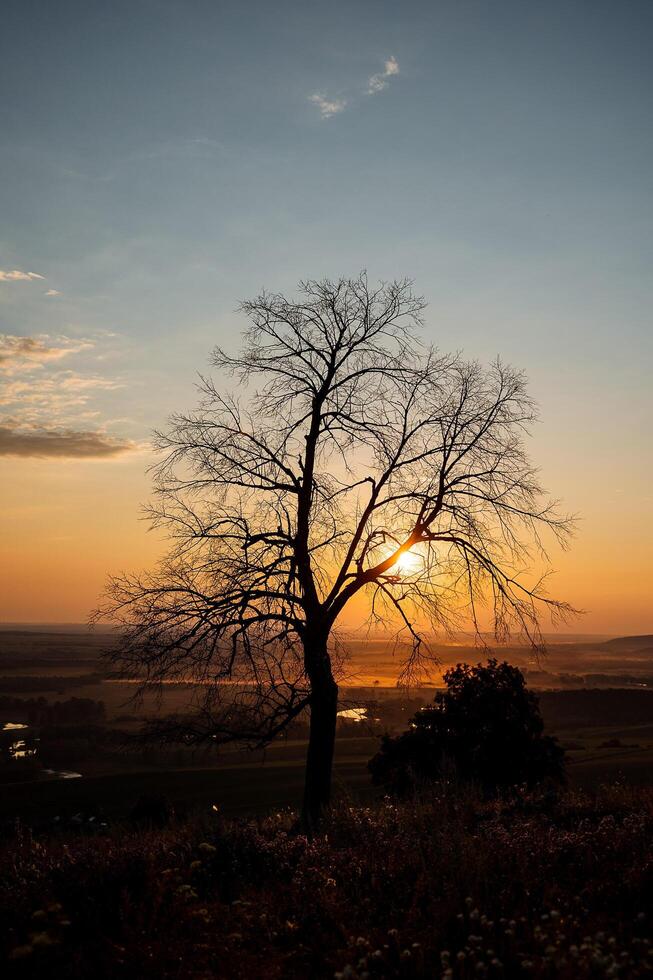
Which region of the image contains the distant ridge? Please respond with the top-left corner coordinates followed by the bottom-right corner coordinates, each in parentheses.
top-left (0, 623), bottom-right (117, 634)
top-left (602, 635), bottom-right (653, 652)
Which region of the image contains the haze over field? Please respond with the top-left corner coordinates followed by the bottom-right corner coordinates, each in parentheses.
top-left (2, 627), bottom-right (653, 691)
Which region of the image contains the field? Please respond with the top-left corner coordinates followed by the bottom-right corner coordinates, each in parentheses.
top-left (2, 629), bottom-right (653, 979)
top-left (1, 628), bottom-right (653, 827)
top-left (3, 785), bottom-right (653, 978)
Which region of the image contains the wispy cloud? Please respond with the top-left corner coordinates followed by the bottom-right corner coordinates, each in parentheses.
top-left (0, 335), bottom-right (93, 374)
top-left (0, 269), bottom-right (45, 282)
top-left (308, 93), bottom-right (347, 119)
top-left (367, 56), bottom-right (400, 95)
top-left (0, 333), bottom-right (135, 460)
top-left (45, 289), bottom-right (61, 297)
top-left (309, 56), bottom-right (400, 119)
top-left (0, 374), bottom-right (125, 415)
top-left (0, 424), bottom-right (135, 459)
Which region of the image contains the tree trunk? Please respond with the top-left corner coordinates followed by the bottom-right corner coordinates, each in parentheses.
top-left (302, 645), bottom-right (338, 832)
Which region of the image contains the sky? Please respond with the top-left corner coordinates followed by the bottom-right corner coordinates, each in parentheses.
top-left (0, 0), bottom-right (651, 633)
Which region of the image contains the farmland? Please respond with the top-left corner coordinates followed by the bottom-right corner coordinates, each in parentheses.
top-left (1, 628), bottom-right (653, 827)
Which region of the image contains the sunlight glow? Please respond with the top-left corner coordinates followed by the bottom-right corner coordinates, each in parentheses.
top-left (391, 547), bottom-right (423, 577)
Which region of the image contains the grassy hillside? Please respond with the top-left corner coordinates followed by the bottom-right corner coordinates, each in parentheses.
top-left (2, 786), bottom-right (652, 978)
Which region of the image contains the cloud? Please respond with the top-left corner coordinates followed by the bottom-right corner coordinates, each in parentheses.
top-left (367, 56), bottom-right (400, 95)
top-left (0, 424), bottom-right (135, 459)
top-left (0, 374), bottom-right (125, 414)
top-left (45, 289), bottom-right (61, 297)
top-left (308, 93), bottom-right (347, 119)
top-left (0, 335), bottom-right (93, 374)
top-left (0, 269), bottom-right (45, 282)
top-left (0, 333), bottom-right (133, 460)
top-left (309, 56), bottom-right (400, 119)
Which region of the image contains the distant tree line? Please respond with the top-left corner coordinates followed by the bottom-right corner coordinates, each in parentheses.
top-left (0, 695), bottom-right (106, 726)
top-left (0, 674), bottom-right (103, 694)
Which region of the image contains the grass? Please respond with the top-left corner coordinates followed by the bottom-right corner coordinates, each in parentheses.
top-left (0, 737), bottom-right (378, 826)
top-left (1, 784), bottom-right (652, 979)
top-left (3, 721), bottom-right (653, 830)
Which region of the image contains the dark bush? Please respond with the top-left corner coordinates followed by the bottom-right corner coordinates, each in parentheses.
top-left (129, 794), bottom-right (175, 828)
top-left (369, 659), bottom-right (565, 795)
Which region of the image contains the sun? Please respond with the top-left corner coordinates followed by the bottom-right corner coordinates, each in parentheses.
top-left (392, 548), bottom-right (423, 576)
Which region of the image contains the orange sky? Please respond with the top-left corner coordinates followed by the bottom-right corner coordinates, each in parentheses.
top-left (1, 435), bottom-right (651, 634)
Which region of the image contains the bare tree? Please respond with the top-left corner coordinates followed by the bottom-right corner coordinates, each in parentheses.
top-left (98, 274), bottom-right (574, 827)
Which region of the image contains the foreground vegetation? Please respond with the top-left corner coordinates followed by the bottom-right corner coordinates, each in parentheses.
top-left (2, 784), bottom-right (652, 978)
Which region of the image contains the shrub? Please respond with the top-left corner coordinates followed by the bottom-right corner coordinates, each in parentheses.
top-left (369, 659), bottom-right (565, 795)
top-left (129, 794), bottom-right (175, 828)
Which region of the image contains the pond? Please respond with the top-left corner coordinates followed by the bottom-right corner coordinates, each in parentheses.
top-left (1, 722), bottom-right (81, 779)
top-left (1, 721), bottom-right (38, 759)
top-left (337, 707), bottom-right (368, 723)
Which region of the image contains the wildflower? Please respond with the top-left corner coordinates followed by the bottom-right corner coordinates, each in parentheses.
top-left (9, 946), bottom-right (33, 960)
top-left (175, 884), bottom-right (198, 900)
top-left (31, 932), bottom-right (59, 948)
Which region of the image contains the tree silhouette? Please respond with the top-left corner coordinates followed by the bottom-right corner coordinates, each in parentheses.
top-left (98, 274), bottom-right (574, 826)
top-left (369, 659), bottom-right (566, 795)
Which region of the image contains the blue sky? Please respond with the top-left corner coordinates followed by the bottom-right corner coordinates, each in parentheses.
top-left (1, 0), bottom-right (652, 626)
